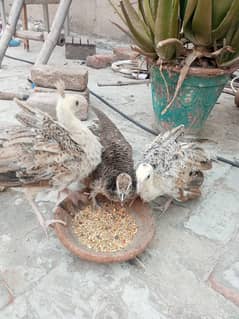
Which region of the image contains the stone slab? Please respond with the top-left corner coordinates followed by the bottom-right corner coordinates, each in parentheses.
top-left (184, 186), bottom-right (239, 243)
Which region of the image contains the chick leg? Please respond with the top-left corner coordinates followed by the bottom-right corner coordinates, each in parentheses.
top-left (24, 189), bottom-right (66, 239)
top-left (89, 180), bottom-right (103, 210)
top-left (56, 187), bottom-right (87, 207)
top-left (89, 191), bottom-right (101, 210)
top-left (152, 197), bottom-right (173, 215)
top-left (161, 197), bottom-right (173, 214)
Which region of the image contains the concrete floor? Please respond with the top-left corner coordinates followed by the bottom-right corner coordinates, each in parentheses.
top-left (0, 41), bottom-right (239, 319)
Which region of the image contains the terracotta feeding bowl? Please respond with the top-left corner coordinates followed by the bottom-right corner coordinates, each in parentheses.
top-left (54, 192), bottom-right (155, 263)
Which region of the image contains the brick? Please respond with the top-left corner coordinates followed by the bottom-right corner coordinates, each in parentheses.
top-left (31, 65), bottom-right (88, 91)
top-left (65, 36), bottom-right (96, 60)
top-left (86, 54), bottom-right (117, 69)
top-left (113, 47), bottom-right (139, 60)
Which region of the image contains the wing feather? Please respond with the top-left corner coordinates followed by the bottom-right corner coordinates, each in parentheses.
top-left (143, 125), bottom-right (211, 177)
top-left (14, 98), bottom-right (84, 158)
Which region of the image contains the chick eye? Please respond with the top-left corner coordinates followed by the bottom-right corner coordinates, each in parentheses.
top-left (75, 100), bottom-right (79, 106)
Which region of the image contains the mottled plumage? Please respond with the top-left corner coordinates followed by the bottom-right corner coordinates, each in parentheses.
top-left (0, 97), bottom-right (102, 190)
top-left (87, 107), bottom-right (136, 206)
top-left (136, 125), bottom-right (212, 203)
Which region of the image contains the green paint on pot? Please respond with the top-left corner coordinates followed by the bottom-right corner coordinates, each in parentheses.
top-left (151, 66), bottom-right (229, 131)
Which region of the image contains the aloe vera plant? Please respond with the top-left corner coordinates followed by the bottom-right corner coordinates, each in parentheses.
top-left (110, 0), bottom-right (239, 68)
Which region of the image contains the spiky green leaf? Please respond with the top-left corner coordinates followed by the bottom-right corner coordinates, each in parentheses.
top-left (191, 0), bottom-right (212, 46)
top-left (155, 0), bottom-right (180, 60)
top-left (212, 0), bottom-right (239, 40)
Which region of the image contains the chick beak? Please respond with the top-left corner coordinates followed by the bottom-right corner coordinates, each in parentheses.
top-left (120, 193), bottom-right (125, 204)
top-left (136, 183), bottom-right (142, 194)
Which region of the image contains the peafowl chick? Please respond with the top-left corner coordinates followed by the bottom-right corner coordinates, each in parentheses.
top-left (0, 90), bottom-right (102, 235)
top-left (87, 107), bottom-right (136, 208)
top-left (136, 125), bottom-right (212, 210)
top-left (0, 88), bottom-right (102, 191)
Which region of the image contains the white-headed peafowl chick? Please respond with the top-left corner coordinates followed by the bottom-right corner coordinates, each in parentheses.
top-left (0, 91), bottom-right (102, 235)
top-left (136, 125), bottom-right (212, 210)
top-left (0, 83), bottom-right (102, 189)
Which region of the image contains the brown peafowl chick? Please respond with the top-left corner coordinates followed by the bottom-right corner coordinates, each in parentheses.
top-left (87, 107), bottom-right (137, 208)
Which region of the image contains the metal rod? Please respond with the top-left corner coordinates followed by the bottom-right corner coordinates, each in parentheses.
top-left (0, 0), bottom-right (25, 67)
top-left (0, 0), bottom-right (7, 29)
top-left (35, 0), bottom-right (72, 65)
top-left (216, 156), bottom-right (239, 168)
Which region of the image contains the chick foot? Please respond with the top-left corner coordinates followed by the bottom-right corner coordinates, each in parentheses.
top-left (89, 181), bottom-right (103, 211)
top-left (24, 189), bottom-right (66, 239)
top-left (152, 197), bottom-right (173, 216)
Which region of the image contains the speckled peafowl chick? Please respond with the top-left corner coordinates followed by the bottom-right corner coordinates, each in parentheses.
top-left (136, 125), bottom-right (212, 209)
top-left (0, 92), bottom-right (102, 235)
top-left (87, 107), bottom-right (137, 208)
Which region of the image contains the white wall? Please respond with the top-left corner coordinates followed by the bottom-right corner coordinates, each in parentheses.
top-left (6, 0), bottom-right (129, 41)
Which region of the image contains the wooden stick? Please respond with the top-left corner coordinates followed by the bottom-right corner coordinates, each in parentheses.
top-left (42, 3), bottom-right (50, 32)
top-left (15, 30), bottom-right (64, 45)
top-left (0, 0), bottom-right (25, 68)
top-left (15, 30), bottom-right (44, 41)
top-left (35, 0), bottom-right (72, 65)
top-left (97, 80), bottom-right (150, 87)
top-left (21, 4), bottom-right (29, 51)
top-left (0, 91), bottom-right (29, 100)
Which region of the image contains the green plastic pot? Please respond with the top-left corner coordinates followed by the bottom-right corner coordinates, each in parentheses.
top-left (151, 66), bottom-right (230, 132)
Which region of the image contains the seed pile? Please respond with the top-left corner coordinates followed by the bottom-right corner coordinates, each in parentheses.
top-left (72, 203), bottom-right (138, 252)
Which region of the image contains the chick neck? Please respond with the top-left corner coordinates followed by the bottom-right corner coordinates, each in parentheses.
top-left (141, 173), bottom-right (163, 202)
top-left (56, 97), bottom-right (101, 150)
top-left (56, 97), bottom-right (78, 130)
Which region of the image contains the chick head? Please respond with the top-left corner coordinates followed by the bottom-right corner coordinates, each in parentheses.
top-left (136, 163), bottom-right (154, 194)
top-left (62, 95), bottom-right (87, 116)
top-left (55, 79), bottom-right (88, 117)
top-left (116, 173), bottom-right (132, 203)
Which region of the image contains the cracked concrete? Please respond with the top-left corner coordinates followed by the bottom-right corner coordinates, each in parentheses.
top-left (0, 41), bottom-right (239, 318)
